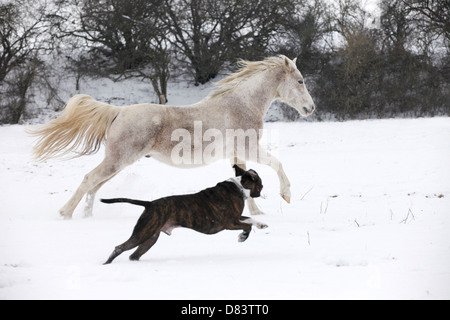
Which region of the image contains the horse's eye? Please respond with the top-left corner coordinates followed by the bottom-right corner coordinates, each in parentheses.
top-left (298, 80), bottom-right (304, 85)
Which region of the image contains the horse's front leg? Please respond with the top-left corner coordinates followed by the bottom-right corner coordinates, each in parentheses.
top-left (257, 146), bottom-right (291, 204)
top-left (247, 198), bottom-right (265, 215)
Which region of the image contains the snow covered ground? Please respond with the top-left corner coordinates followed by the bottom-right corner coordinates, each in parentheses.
top-left (0, 117), bottom-right (449, 300)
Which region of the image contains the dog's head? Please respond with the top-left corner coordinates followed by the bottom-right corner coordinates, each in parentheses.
top-left (233, 165), bottom-right (263, 198)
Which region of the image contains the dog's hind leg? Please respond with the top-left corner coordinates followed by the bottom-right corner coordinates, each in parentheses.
top-left (129, 233), bottom-right (160, 261)
top-left (104, 236), bottom-right (140, 265)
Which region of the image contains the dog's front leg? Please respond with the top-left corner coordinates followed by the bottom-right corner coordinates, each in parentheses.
top-left (226, 220), bottom-right (252, 242)
top-left (238, 231), bottom-right (250, 242)
top-left (240, 216), bottom-right (268, 230)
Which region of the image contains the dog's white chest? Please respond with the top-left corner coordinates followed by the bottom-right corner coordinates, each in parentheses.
top-left (227, 177), bottom-right (251, 200)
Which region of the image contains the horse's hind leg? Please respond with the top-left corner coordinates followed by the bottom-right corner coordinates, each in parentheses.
top-left (60, 135), bottom-right (153, 219)
top-left (59, 160), bottom-right (121, 219)
top-left (83, 173), bottom-right (118, 218)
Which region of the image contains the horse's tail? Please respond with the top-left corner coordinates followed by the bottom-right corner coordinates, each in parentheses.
top-left (101, 198), bottom-right (150, 208)
top-left (29, 95), bottom-right (120, 161)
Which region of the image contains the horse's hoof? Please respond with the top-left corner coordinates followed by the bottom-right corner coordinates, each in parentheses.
top-left (83, 208), bottom-right (93, 218)
top-left (59, 209), bottom-right (72, 220)
top-left (281, 194), bottom-right (291, 203)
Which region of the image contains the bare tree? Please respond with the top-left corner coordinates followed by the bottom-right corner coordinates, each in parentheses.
top-left (0, 1), bottom-right (54, 123)
top-left (309, 0), bottom-right (449, 119)
top-left (403, 0), bottom-right (450, 43)
top-left (276, 0), bottom-right (334, 73)
top-left (380, 0), bottom-right (412, 54)
top-left (53, 0), bottom-right (170, 104)
top-left (0, 2), bottom-right (48, 83)
top-left (163, 0), bottom-right (294, 85)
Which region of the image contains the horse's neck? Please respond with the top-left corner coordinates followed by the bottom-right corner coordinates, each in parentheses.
top-left (226, 69), bottom-right (281, 120)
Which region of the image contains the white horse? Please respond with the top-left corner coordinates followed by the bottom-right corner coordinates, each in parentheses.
top-left (30, 55), bottom-right (315, 219)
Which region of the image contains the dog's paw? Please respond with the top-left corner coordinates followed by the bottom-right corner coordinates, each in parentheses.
top-left (257, 223), bottom-right (268, 229)
top-left (238, 231), bottom-right (249, 243)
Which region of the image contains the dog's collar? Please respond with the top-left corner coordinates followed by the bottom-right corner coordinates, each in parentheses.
top-left (227, 177), bottom-right (251, 200)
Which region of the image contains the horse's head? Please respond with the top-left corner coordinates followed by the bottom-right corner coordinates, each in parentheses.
top-left (276, 56), bottom-right (315, 117)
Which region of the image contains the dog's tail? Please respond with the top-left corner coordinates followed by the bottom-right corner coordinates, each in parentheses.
top-left (101, 198), bottom-right (150, 208)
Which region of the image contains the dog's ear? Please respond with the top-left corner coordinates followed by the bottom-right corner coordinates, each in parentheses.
top-left (247, 169), bottom-right (258, 181)
top-left (233, 165), bottom-right (246, 177)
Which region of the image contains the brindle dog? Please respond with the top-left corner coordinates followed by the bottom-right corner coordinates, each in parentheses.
top-left (102, 165), bottom-right (267, 264)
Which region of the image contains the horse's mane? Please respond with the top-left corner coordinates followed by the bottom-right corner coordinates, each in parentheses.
top-left (208, 55), bottom-right (294, 98)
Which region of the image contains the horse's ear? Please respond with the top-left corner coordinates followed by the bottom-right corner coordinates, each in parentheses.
top-left (233, 165), bottom-right (246, 177)
top-left (293, 57), bottom-right (297, 65)
top-left (284, 56), bottom-right (290, 69)
top-left (284, 56), bottom-right (295, 72)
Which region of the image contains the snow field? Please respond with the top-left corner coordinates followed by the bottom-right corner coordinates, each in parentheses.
top-left (0, 117), bottom-right (449, 299)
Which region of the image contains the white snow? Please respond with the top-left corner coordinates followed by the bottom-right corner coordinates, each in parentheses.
top-left (1, 117), bottom-right (449, 300)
